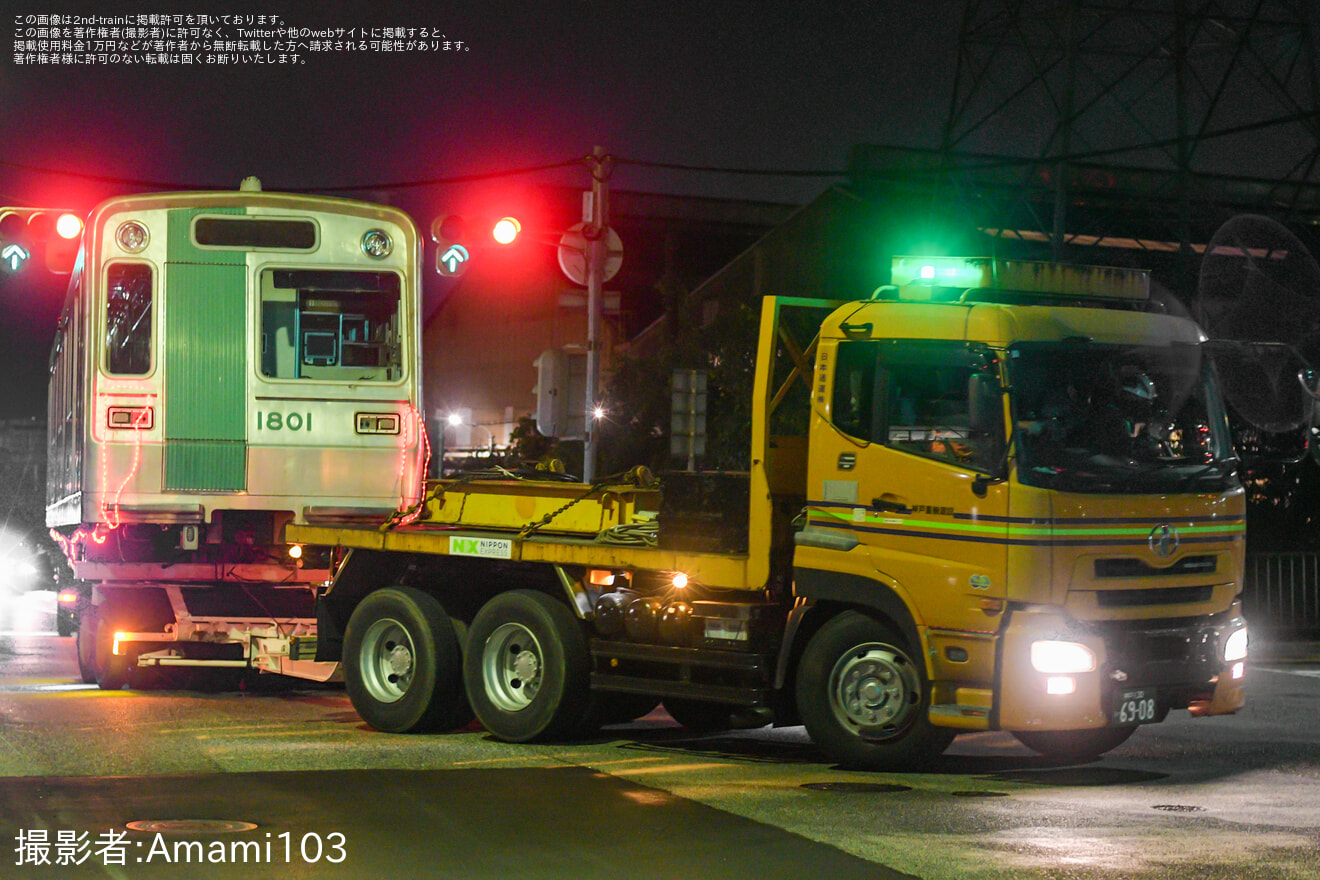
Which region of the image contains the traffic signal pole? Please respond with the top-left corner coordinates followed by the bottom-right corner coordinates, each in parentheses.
top-left (583, 146), bottom-right (612, 483)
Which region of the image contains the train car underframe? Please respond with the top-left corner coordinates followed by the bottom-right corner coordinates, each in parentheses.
top-left (82, 573), bottom-right (339, 688)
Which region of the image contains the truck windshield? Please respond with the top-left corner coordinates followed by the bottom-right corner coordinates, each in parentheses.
top-left (1009, 341), bottom-right (1237, 494)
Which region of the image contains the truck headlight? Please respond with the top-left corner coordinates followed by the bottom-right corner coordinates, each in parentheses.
top-left (1223, 627), bottom-right (1248, 663)
top-left (1031, 640), bottom-right (1097, 674)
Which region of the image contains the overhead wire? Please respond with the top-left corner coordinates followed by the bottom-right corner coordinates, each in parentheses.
top-left (0, 154), bottom-right (852, 194)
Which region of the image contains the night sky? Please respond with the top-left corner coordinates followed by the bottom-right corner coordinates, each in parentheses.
top-left (0, 0), bottom-right (960, 418)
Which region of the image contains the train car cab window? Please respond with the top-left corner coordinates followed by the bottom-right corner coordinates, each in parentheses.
top-left (259, 268), bottom-right (402, 381)
top-left (831, 340), bottom-right (1003, 473)
top-left (105, 263), bottom-right (153, 375)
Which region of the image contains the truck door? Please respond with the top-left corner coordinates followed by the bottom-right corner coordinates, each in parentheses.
top-left (162, 208), bottom-right (247, 492)
top-left (811, 339), bottom-right (1009, 634)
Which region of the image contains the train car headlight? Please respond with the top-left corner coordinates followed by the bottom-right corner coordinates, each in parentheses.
top-left (1224, 627), bottom-right (1248, 663)
top-left (361, 229), bottom-right (393, 258)
top-left (1031, 640), bottom-right (1097, 674)
top-left (116, 221), bottom-right (149, 253)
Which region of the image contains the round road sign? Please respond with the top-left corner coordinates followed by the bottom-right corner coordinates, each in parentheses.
top-left (558, 222), bottom-right (623, 286)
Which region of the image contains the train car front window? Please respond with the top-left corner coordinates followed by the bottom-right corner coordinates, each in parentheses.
top-left (259, 268), bottom-right (402, 381)
top-left (105, 263), bottom-right (153, 375)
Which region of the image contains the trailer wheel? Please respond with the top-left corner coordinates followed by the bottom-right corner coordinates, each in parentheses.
top-left (75, 608), bottom-right (98, 684)
top-left (796, 611), bottom-right (955, 770)
top-left (1012, 727), bottom-right (1138, 763)
top-left (343, 587), bottom-right (466, 733)
top-left (92, 605), bottom-right (131, 691)
top-left (464, 590), bottom-right (593, 743)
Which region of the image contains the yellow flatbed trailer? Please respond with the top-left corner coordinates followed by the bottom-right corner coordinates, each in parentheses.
top-left (289, 477), bottom-right (754, 589)
top-left (283, 271), bottom-right (1251, 770)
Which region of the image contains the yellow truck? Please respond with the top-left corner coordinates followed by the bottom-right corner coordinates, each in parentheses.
top-left (289, 256), bottom-right (1249, 768)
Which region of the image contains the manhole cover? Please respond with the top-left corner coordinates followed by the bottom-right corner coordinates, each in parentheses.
top-left (950, 790), bottom-right (1010, 798)
top-left (126, 820), bottom-right (259, 834)
top-left (800, 782), bottom-right (912, 793)
top-left (1151, 804), bottom-right (1205, 813)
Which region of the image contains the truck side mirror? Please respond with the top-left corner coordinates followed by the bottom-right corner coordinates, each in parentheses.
top-left (968, 373), bottom-right (1001, 436)
top-left (968, 372), bottom-right (1008, 495)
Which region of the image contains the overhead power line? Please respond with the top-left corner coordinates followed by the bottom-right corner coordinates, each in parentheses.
top-left (0, 154), bottom-right (852, 195)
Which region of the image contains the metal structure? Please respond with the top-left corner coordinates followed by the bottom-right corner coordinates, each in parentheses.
top-left (1244, 552), bottom-right (1320, 638)
top-left (857, 0), bottom-right (1320, 266)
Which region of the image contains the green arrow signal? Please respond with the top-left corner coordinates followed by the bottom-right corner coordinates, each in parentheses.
top-left (439, 243), bottom-right (470, 277)
top-left (1, 243), bottom-right (30, 272)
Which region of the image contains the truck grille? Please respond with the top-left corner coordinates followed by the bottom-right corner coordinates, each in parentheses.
top-left (1096, 585), bottom-right (1214, 608)
top-left (1094, 555), bottom-right (1216, 578)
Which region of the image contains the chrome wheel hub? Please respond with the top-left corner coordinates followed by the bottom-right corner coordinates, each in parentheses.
top-left (829, 643), bottom-right (920, 739)
top-left (359, 618), bottom-right (415, 704)
top-left (483, 623), bottom-right (544, 712)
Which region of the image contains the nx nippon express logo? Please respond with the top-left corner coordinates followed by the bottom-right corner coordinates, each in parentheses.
top-left (449, 536), bottom-right (513, 560)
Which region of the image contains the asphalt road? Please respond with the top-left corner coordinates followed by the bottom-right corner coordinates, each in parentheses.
top-left (2, 589), bottom-right (1319, 879)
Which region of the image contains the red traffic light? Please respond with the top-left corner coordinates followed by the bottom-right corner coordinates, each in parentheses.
top-left (56, 212), bottom-right (83, 239)
top-left (0, 208), bottom-right (84, 274)
top-left (491, 217), bottom-right (520, 245)
top-left (429, 213), bottom-right (523, 277)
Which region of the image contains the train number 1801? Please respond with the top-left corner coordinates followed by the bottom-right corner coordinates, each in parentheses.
top-left (256, 411), bottom-right (313, 432)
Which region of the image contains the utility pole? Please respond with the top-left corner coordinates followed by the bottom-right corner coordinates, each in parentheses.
top-left (582, 146), bottom-right (612, 483)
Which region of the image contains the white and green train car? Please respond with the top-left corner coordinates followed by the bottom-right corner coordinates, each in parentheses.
top-left (45, 179), bottom-right (426, 689)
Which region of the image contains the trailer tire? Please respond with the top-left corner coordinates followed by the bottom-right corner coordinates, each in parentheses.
top-left (92, 606), bottom-right (131, 691)
top-left (343, 587), bottom-right (466, 733)
top-left (75, 608), bottom-right (98, 684)
top-left (1012, 726), bottom-right (1138, 763)
top-left (795, 611), bottom-right (954, 770)
top-left (464, 590), bottom-right (593, 743)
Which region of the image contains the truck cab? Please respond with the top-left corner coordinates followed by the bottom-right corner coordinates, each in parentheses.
top-left (791, 257), bottom-right (1247, 762)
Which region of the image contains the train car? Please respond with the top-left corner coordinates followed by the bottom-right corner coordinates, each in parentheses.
top-left (45, 178), bottom-right (426, 688)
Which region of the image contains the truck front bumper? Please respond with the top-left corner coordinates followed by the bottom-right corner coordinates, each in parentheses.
top-left (997, 601), bottom-right (1248, 732)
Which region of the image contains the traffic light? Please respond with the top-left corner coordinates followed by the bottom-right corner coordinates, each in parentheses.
top-left (533, 348), bottom-right (586, 438)
top-left (430, 214), bottom-right (522, 277)
top-left (0, 207), bottom-right (83, 274)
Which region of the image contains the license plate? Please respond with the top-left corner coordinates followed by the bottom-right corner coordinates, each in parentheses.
top-left (1113, 688), bottom-right (1158, 725)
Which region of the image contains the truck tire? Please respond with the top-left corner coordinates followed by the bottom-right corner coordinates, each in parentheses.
top-left (463, 590), bottom-right (593, 743)
top-left (75, 608), bottom-right (98, 684)
top-left (1012, 727), bottom-right (1138, 762)
top-left (93, 605), bottom-right (131, 691)
top-left (343, 586), bottom-right (466, 733)
top-left (795, 611), bottom-right (955, 770)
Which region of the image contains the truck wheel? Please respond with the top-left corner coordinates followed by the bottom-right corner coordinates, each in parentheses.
top-left (796, 611), bottom-right (955, 770)
top-left (464, 590), bottom-right (593, 743)
top-left (93, 607), bottom-right (131, 691)
top-left (343, 587), bottom-right (465, 733)
top-left (75, 608), bottom-right (98, 684)
top-left (1013, 727), bottom-right (1138, 763)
